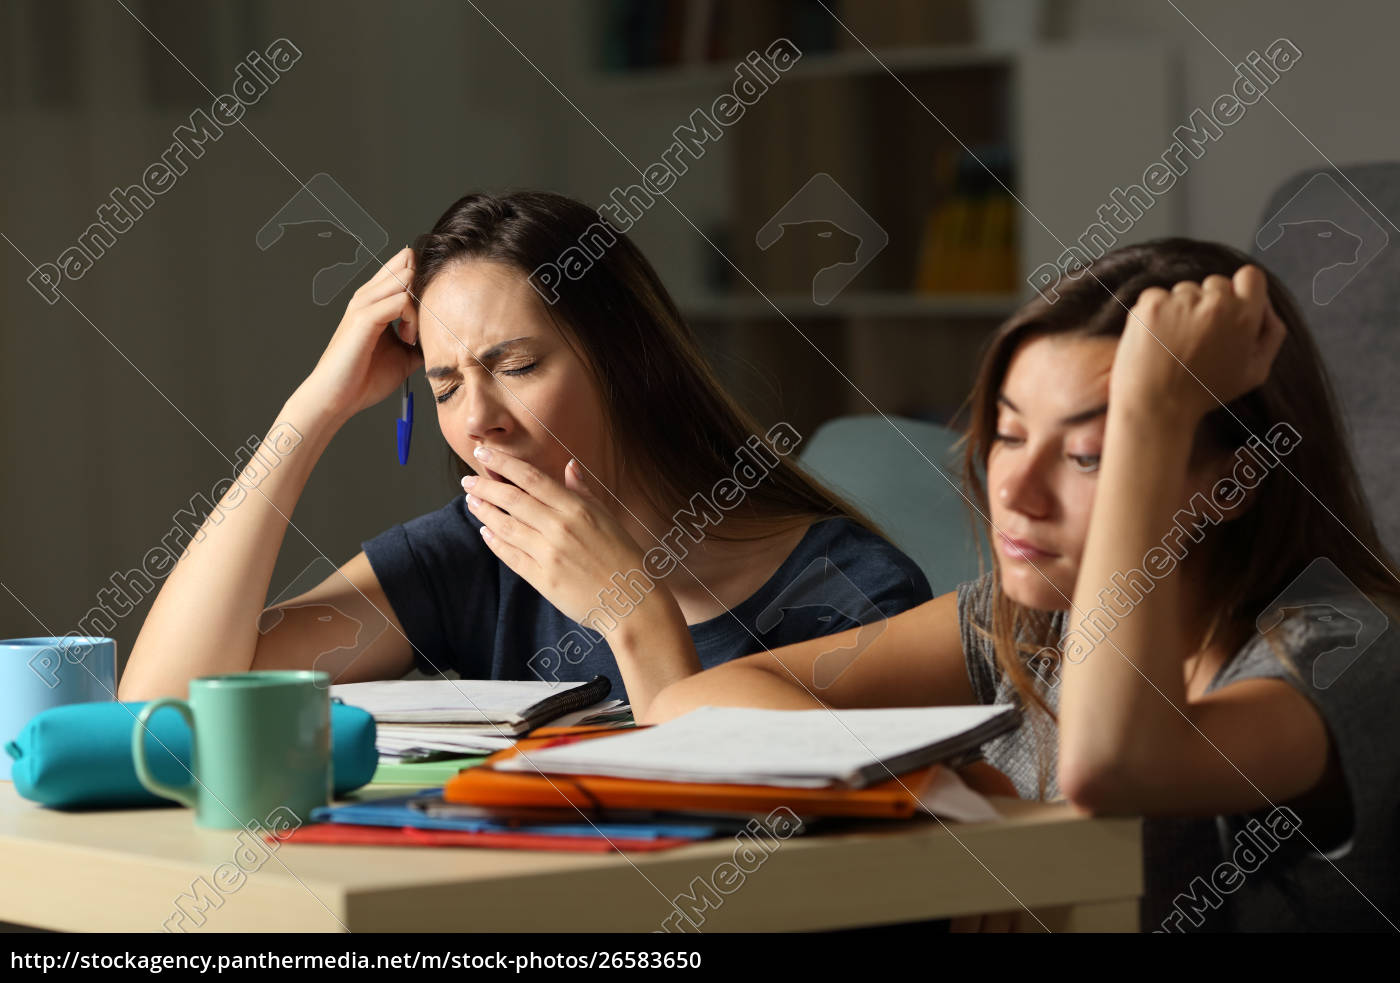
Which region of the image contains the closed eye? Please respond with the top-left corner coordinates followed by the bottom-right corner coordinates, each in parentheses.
top-left (434, 362), bottom-right (539, 404)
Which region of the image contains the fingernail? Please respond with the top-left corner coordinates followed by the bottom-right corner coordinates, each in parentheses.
top-left (474, 446), bottom-right (491, 462)
top-left (461, 475), bottom-right (476, 490)
top-left (466, 494), bottom-right (479, 509)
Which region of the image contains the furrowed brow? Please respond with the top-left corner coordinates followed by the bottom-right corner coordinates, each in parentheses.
top-left (425, 336), bottom-right (533, 378)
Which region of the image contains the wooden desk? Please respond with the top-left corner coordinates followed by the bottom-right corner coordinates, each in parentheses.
top-left (0, 782), bottom-right (1141, 933)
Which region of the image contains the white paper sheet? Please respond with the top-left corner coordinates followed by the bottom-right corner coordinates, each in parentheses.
top-left (911, 764), bottom-right (1003, 822)
top-left (495, 704), bottom-right (1017, 787)
top-left (372, 726), bottom-right (519, 755)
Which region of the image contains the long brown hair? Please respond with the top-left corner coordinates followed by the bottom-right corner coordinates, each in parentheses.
top-left (408, 190), bottom-right (878, 541)
top-left (960, 237), bottom-right (1400, 796)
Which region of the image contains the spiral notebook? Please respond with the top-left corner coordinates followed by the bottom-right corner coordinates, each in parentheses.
top-left (329, 675), bottom-right (612, 734)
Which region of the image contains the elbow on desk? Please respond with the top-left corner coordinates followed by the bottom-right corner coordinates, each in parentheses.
top-left (115, 667), bottom-right (180, 704)
top-left (1058, 748), bottom-right (1150, 817)
top-left (115, 675), bottom-right (153, 703)
top-left (115, 667), bottom-right (143, 702)
top-left (637, 684), bottom-right (681, 725)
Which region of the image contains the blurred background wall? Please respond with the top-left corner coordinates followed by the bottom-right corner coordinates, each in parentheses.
top-left (2, 0), bottom-right (1395, 670)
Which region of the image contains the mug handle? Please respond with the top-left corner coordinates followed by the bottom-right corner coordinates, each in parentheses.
top-left (132, 698), bottom-right (199, 808)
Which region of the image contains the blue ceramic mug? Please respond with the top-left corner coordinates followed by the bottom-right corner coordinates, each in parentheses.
top-left (0, 636), bottom-right (117, 780)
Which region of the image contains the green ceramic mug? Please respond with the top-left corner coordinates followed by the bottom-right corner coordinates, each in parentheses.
top-left (132, 670), bottom-right (332, 830)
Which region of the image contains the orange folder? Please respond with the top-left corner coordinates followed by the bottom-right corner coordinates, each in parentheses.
top-left (444, 728), bottom-right (945, 820)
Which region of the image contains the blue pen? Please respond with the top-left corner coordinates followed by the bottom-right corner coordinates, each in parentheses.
top-left (396, 378), bottom-right (413, 465)
top-left (389, 316), bottom-right (414, 465)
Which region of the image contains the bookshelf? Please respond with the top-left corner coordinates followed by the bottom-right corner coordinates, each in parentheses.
top-left (596, 43), bottom-right (1019, 93)
top-left (673, 291), bottom-right (1019, 320)
top-left (587, 2), bottom-right (1178, 433)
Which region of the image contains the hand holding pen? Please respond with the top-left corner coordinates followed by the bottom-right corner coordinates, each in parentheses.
top-left (294, 246), bottom-right (422, 427)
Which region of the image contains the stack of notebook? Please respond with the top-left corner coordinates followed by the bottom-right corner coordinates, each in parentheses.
top-left (328, 676), bottom-right (628, 762)
top-left (271, 704), bottom-right (1022, 854)
top-left (329, 675), bottom-right (631, 788)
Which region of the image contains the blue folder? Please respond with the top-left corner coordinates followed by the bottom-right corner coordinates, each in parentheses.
top-left (312, 790), bottom-right (723, 841)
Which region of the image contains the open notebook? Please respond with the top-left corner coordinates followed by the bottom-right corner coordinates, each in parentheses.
top-left (493, 704), bottom-right (1020, 788)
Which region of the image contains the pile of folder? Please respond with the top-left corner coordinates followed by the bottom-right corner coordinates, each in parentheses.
top-left (269, 698), bottom-right (1022, 854)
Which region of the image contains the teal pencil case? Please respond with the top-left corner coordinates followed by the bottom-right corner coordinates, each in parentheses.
top-left (5, 700), bottom-right (378, 809)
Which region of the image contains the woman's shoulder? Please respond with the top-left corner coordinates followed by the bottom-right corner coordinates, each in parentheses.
top-left (361, 494), bottom-right (488, 573)
top-left (1215, 587), bottom-right (1400, 814)
top-left (1211, 590), bottom-right (1400, 928)
top-left (952, 570), bottom-right (1065, 690)
top-left (799, 516), bottom-right (934, 602)
top-left (801, 515), bottom-right (921, 564)
top-left (955, 568), bottom-right (998, 623)
top-left (398, 493), bottom-right (478, 537)
top-left (1220, 587), bottom-right (1400, 694)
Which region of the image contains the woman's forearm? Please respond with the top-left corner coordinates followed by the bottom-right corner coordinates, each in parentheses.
top-left (603, 590), bottom-right (704, 721)
top-left (643, 660), bottom-right (826, 723)
top-left (1059, 401), bottom-right (1198, 792)
top-left (117, 387), bottom-right (345, 700)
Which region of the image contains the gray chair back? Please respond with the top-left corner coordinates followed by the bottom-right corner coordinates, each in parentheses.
top-left (800, 415), bottom-right (985, 595)
top-left (1253, 164), bottom-right (1400, 559)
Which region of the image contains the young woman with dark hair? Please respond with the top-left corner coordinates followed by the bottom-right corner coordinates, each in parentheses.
top-left (648, 238), bottom-right (1400, 932)
top-left (118, 191), bottom-right (931, 715)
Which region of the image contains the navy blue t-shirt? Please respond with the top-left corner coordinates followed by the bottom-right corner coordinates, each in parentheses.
top-left (361, 496), bottom-right (932, 700)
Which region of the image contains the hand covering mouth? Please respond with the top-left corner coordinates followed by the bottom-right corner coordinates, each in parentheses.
top-left (481, 465), bottom-right (516, 488)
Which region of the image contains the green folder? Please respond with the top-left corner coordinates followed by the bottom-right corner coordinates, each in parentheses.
top-left (369, 755), bottom-right (490, 787)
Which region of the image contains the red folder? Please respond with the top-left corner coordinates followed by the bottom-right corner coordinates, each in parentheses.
top-left (267, 822), bottom-right (696, 853)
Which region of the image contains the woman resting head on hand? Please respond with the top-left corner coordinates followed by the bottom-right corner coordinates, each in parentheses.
top-left (649, 237), bottom-right (1400, 933)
